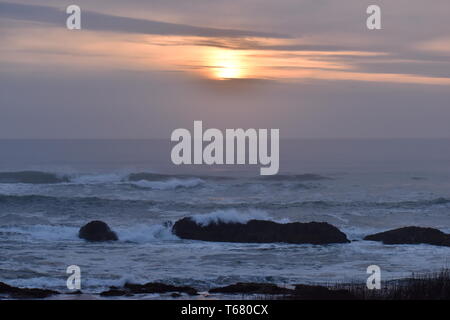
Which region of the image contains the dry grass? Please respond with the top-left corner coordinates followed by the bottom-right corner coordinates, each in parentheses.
top-left (342, 269), bottom-right (450, 300)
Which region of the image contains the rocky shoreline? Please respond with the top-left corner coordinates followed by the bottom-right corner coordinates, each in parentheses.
top-left (2, 219), bottom-right (448, 300)
top-left (80, 219), bottom-right (450, 248)
top-left (1, 269), bottom-right (449, 300)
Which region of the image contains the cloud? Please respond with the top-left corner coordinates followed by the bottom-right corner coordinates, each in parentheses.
top-left (1, 1), bottom-right (450, 86)
top-left (0, 1), bottom-right (290, 38)
top-left (416, 37), bottom-right (450, 56)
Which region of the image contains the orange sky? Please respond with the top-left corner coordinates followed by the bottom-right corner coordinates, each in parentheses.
top-left (1, 1), bottom-right (450, 139)
top-left (2, 18), bottom-right (450, 86)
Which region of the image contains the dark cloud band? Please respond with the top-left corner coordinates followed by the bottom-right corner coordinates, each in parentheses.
top-left (0, 1), bottom-right (290, 39)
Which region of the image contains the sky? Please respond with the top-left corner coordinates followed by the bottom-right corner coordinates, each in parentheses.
top-left (0, 0), bottom-right (449, 139)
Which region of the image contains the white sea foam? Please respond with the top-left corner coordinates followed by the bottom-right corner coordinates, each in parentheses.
top-left (0, 223), bottom-right (178, 243)
top-left (0, 183), bottom-right (33, 195)
top-left (116, 224), bottom-right (178, 243)
top-left (129, 178), bottom-right (204, 190)
top-left (190, 209), bottom-right (288, 226)
top-left (0, 225), bottom-right (79, 241)
top-left (69, 173), bottom-right (128, 184)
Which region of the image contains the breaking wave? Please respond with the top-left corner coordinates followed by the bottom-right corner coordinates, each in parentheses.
top-left (116, 224), bottom-right (178, 242)
top-left (0, 171), bottom-right (69, 184)
top-left (0, 223), bottom-right (178, 243)
top-left (191, 209), bottom-right (288, 226)
top-left (128, 172), bottom-right (233, 182)
top-left (257, 174), bottom-right (331, 181)
top-left (129, 178), bottom-right (204, 190)
top-left (69, 173), bottom-right (128, 184)
top-left (0, 194), bottom-right (449, 211)
top-left (0, 225), bottom-right (79, 241)
top-left (0, 170), bottom-right (330, 185)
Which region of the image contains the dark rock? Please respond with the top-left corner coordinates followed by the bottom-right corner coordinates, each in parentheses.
top-left (123, 282), bottom-right (198, 295)
top-left (208, 282), bottom-right (354, 299)
top-left (209, 282), bottom-right (294, 295)
top-left (10, 288), bottom-right (59, 299)
top-left (66, 290), bottom-right (83, 295)
top-left (172, 217), bottom-right (350, 244)
top-left (364, 226), bottom-right (450, 247)
top-left (292, 284), bottom-right (356, 300)
top-left (100, 288), bottom-right (128, 297)
top-left (78, 220), bottom-right (118, 242)
top-left (0, 282), bottom-right (15, 293)
top-left (0, 282), bottom-right (59, 299)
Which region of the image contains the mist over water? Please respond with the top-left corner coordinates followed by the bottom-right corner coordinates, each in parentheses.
top-left (1, 139), bottom-right (450, 294)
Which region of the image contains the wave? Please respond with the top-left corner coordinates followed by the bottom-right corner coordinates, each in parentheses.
top-left (0, 171), bottom-right (69, 184)
top-left (0, 170), bottom-right (331, 185)
top-left (116, 224), bottom-right (178, 242)
top-left (0, 223), bottom-right (178, 243)
top-left (158, 197), bottom-right (450, 211)
top-left (155, 200), bottom-right (338, 211)
top-left (128, 172), bottom-right (233, 182)
top-left (191, 209), bottom-right (291, 227)
top-left (0, 225), bottom-right (79, 241)
top-left (1, 193), bottom-right (449, 211)
top-left (69, 173), bottom-right (129, 184)
top-left (0, 210), bottom-right (287, 242)
top-left (270, 182), bottom-right (317, 190)
top-left (129, 178), bottom-right (204, 190)
top-left (0, 194), bottom-right (156, 208)
top-left (191, 209), bottom-right (274, 226)
top-left (0, 171), bottom-right (127, 185)
top-left (0, 170), bottom-right (226, 185)
top-left (257, 174), bottom-right (331, 181)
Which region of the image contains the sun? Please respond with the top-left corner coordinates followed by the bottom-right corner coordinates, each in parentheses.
top-left (218, 61), bottom-right (241, 79)
top-left (210, 49), bottom-right (245, 79)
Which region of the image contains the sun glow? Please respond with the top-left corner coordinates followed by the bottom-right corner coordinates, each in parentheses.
top-left (210, 49), bottom-right (245, 79)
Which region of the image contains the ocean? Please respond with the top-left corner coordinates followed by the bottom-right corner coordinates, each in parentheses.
top-left (0, 139), bottom-right (449, 296)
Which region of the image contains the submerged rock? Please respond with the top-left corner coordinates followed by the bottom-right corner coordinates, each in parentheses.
top-left (100, 288), bottom-right (128, 297)
top-left (209, 282), bottom-right (293, 295)
top-left (66, 290), bottom-right (83, 295)
top-left (364, 226), bottom-right (450, 247)
top-left (124, 282), bottom-right (198, 295)
top-left (172, 217), bottom-right (350, 244)
top-left (78, 220), bottom-right (118, 242)
top-left (292, 284), bottom-right (355, 300)
top-left (100, 282), bottom-right (198, 296)
top-left (0, 282), bottom-right (59, 299)
top-left (209, 282), bottom-right (355, 299)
